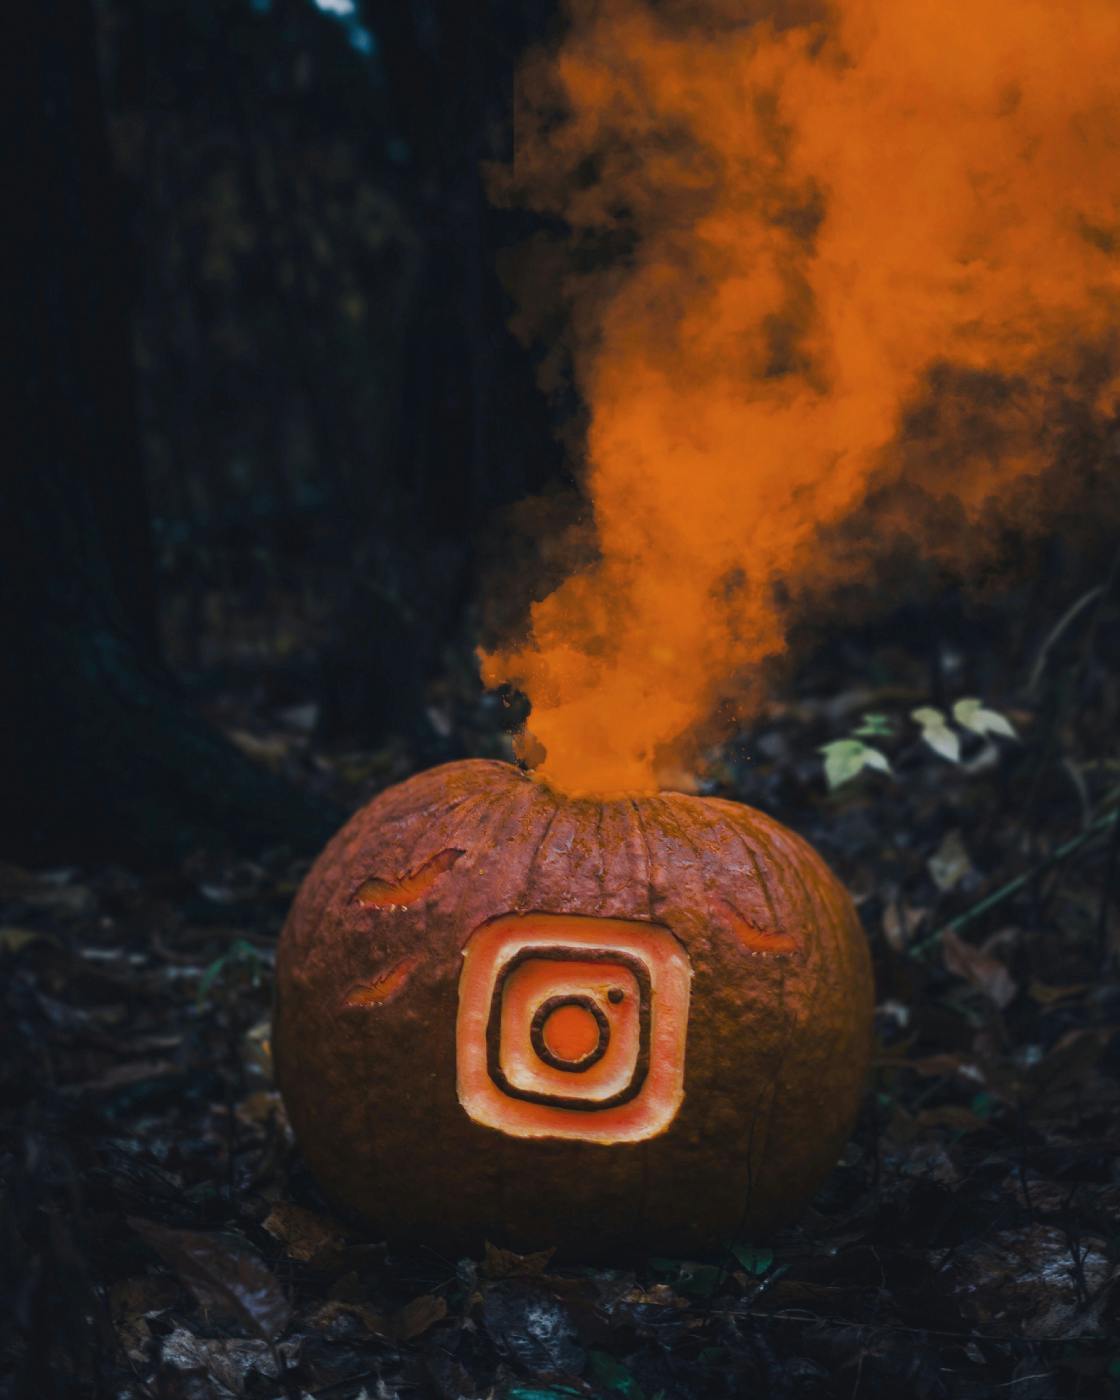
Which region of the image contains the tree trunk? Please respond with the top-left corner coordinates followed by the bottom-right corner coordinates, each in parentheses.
top-left (2, 0), bottom-right (339, 865)
top-left (313, 0), bottom-right (565, 747)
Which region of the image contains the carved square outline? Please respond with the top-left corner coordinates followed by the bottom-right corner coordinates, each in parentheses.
top-left (486, 945), bottom-right (651, 1111)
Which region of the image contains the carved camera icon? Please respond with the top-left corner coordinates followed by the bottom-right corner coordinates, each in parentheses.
top-left (456, 913), bottom-right (692, 1143)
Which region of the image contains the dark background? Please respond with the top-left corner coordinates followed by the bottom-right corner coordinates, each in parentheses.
top-left (3, 3), bottom-right (1119, 1397)
top-left (5, 0), bottom-right (565, 864)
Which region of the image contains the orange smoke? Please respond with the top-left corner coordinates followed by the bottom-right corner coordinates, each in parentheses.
top-left (481, 0), bottom-right (1120, 794)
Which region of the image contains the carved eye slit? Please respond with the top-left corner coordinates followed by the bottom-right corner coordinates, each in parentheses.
top-left (354, 848), bottom-right (464, 909)
top-left (719, 901), bottom-right (800, 957)
top-left (343, 953), bottom-right (421, 1008)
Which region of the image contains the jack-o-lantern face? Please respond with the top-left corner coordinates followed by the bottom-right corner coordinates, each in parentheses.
top-left (274, 759), bottom-right (872, 1257)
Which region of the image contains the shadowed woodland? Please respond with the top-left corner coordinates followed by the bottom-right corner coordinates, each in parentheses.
top-left (3, 2), bottom-right (1120, 1397)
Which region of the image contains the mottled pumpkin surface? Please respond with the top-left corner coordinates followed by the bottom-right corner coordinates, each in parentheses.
top-left (274, 759), bottom-right (873, 1256)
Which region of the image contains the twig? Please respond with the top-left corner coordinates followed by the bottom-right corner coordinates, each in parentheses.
top-left (910, 802), bottom-right (1120, 958)
top-left (1025, 584), bottom-right (1105, 696)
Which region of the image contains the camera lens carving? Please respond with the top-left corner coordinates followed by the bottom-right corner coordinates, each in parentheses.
top-left (487, 946), bottom-right (650, 1109)
top-left (457, 912), bottom-right (692, 1144)
top-left (531, 994), bottom-right (611, 1072)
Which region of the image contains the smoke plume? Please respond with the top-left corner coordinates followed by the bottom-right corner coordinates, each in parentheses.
top-left (482, 0), bottom-right (1120, 794)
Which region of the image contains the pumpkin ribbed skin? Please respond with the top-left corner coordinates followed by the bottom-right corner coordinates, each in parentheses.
top-left (274, 759), bottom-right (873, 1256)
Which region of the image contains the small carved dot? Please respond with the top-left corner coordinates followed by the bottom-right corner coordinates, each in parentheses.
top-left (607, 987), bottom-right (625, 1004)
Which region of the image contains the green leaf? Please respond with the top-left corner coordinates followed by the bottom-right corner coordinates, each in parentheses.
top-left (818, 739), bottom-right (892, 790)
top-left (952, 697), bottom-right (1019, 740)
top-left (730, 1243), bottom-right (774, 1276)
top-left (197, 939), bottom-right (265, 1005)
top-left (853, 712), bottom-right (893, 737)
top-left (911, 706), bottom-right (961, 763)
top-left (587, 1350), bottom-right (645, 1399)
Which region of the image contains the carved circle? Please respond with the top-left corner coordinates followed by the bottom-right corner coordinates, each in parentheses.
top-left (530, 994), bottom-right (610, 1072)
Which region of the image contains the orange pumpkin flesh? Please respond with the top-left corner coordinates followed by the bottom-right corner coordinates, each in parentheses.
top-left (274, 759), bottom-right (873, 1257)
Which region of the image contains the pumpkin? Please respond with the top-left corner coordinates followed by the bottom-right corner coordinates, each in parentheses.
top-left (274, 759), bottom-right (872, 1256)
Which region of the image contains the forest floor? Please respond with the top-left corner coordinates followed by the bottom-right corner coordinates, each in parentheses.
top-left (2, 585), bottom-right (1119, 1400)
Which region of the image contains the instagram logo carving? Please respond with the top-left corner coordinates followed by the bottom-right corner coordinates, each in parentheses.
top-left (457, 913), bottom-right (692, 1143)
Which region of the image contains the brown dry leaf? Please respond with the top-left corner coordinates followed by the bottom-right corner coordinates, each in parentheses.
top-left (160, 1327), bottom-right (297, 1396)
top-left (896, 1142), bottom-right (960, 1186)
top-left (118, 1313), bottom-right (152, 1362)
top-left (941, 927), bottom-right (1018, 1009)
top-left (1027, 980), bottom-right (1092, 1006)
top-left (69, 1059), bottom-right (181, 1093)
top-left (999, 1174), bottom-right (1076, 1215)
top-left (26, 883), bottom-right (97, 917)
top-left (242, 1018), bottom-right (273, 1079)
top-left (225, 729), bottom-right (293, 766)
top-left (951, 1224), bottom-right (1115, 1338)
top-left (110, 1274), bottom-right (181, 1321)
top-left (131, 1218), bottom-right (291, 1342)
top-left (882, 900), bottom-right (926, 952)
top-left (112, 1272), bottom-right (181, 1358)
top-left (878, 1052), bottom-right (983, 1083)
top-left (392, 1292), bottom-right (447, 1342)
top-left (482, 1240), bottom-right (556, 1279)
top-left (927, 830), bottom-right (974, 893)
top-left (235, 1089), bottom-right (287, 1131)
top-left (1027, 1028), bottom-right (1113, 1108)
top-left (262, 1202), bottom-right (347, 1267)
top-left (618, 1282), bottom-right (689, 1310)
top-left (308, 1298), bottom-right (390, 1336)
top-left (0, 925), bottom-right (60, 955)
top-left (914, 1104), bottom-right (989, 1134)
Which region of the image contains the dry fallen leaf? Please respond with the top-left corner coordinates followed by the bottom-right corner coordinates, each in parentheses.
top-left (262, 1202), bottom-right (348, 1267)
top-left (308, 1298), bottom-right (390, 1337)
top-left (882, 900), bottom-right (927, 952)
top-left (952, 1224), bottom-right (1115, 1338)
top-left (1027, 980), bottom-right (1092, 1006)
top-left (927, 830), bottom-right (974, 893)
top-left (131, 1219), bottom-right (291, 1342)
top-left (392, 1292), bottom-right (447, 1342)
top-left (941, 927), bottom-right (1018, 1009)
top-left (0, 925), bottom-right (60, 955)
top-left (482, 1240), bottom-right (557, 1279)
top-left (160, 1327), bottom-right (297, 1397)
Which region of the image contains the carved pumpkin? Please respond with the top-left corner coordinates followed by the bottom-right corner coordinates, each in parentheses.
top-left (274, 759), bottom-right (872, 1255)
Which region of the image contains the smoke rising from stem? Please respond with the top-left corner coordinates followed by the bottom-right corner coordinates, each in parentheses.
top-left (481, 0), bottom-right (1120, 794)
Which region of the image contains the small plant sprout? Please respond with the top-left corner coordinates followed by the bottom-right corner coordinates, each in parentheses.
top-left (822, 698), bottom-right (1019, 790)
top-left (818, 738), bottom-right (892, 791)
top-left (911, 707), bottom-right (961, 763)
top-left (853, 712), bottom-right (894, 738)
top-left (952, 697), bottom-right (1019, 740)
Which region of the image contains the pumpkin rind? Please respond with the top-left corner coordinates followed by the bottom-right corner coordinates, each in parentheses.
top-left (273, 759), bottom-right (873, 1256)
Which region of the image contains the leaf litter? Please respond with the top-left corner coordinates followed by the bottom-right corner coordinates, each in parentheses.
top-left (2, 598), bottom-right (1119, 1399)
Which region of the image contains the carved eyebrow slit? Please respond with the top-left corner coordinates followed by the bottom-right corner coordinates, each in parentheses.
top-left (720, 901), bottom-right (800, 957)
top-left (343, 953), bottom-right (421, 1008)
top-left (354, 848), bottom-right (463, 909)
